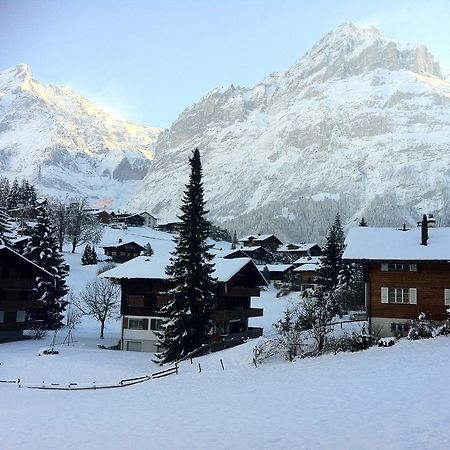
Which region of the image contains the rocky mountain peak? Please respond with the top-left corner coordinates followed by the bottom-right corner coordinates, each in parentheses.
top-left (0, 63), bottom-right (33, 93)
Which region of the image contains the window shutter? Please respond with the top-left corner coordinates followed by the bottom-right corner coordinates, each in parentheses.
top-left (381, 264), bottom-right (388, 272)
top-left (409, 264), bottom-right (417, 272)
top-left (409, 288), bottom-right (417, 304)
top-left (142, 319), bottom-right (149, 330)
top-left (381, 287), bottom-right (389, 303)
top-left (123, 317), bottom-right (129, 329)
top-left (445, 289), bottom-right (450, 306)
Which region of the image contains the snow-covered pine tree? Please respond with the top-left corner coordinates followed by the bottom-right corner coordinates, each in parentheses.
top-left (0, 208), bottom-right (13, 247)
top-left (23, 205), bottom-right (69, 329)
top-left (82, 245), bottom-right (92, 265)
top-left (142, 242), bottom-right (154, 256)
top-left (156, 148), bottom-right (216, 364)
top-left (7, 178), bottom-right (20, 210)
top-left (231, 230), bottom-right (238, 249)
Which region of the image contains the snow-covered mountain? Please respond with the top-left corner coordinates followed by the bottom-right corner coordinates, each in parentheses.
top-left (130, 23), bottom-right (450, 241)
top-left (0, 64), bottom-right (162, 208)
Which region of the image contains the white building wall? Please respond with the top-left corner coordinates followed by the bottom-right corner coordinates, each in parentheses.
top-left (122, 315), bottom-right (161, 352)
top-left (371, 317), bottom-right (410, 337)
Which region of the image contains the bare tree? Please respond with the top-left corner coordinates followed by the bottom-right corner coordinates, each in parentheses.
top-left (76, 279), bottom-right (120, 338)
top-left (49, 199), bottom-right (69, 252)
top-left (66, 198), bottom-right (103, 253)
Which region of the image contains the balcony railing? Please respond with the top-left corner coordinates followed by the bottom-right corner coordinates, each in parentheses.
top-left (215, 308), bottom-right (263, 321)
top-left (0, 320), bottom-right (43, 331)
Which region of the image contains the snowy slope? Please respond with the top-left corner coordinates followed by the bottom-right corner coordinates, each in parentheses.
top-left (0, 64), bottom-right (162, 208)
top-left (130, 23), bottom-right (450, 241)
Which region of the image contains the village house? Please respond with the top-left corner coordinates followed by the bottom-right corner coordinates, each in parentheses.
top-left (0, 245), bottom-right (51, 342)
top-left (343, 217), bottom-right (450, 337)
top-left (101, 254), bottom-right (267, 352)
top-left (102, 239), bottom-right (146, 263)
top-left (277, 242), bottom-right (322, 263)
top-left (292, 256), bottom-right (321, 291)
top-left (239, 234), bottom-right (283, 253)
top-left (110, 213), bottom-right (145, 227)
top-left (157, 221), bottom-right (183, 234)
top-left (139, 211), bottom-right (158, 228)
top-left (257, 264), bottom-right (294, 285)
top-left (220, 246), bottom-right (273, 265)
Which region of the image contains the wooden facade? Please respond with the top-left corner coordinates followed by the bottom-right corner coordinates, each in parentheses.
top-left (0, 246), bottom-right (48, 341)
top-left (103, 241), bottom-right (145, 263)
top-left (109, 259), bottom-right (267, 352)
top-left (367, 262), bottom-right (450, 322)
top-left (241, 234), bottom-right (283, 253)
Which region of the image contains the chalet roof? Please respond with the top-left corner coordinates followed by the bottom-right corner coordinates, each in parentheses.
top-left (139, 211), bottom-right (158, 219)
top-left (0, 245), bottom-right (53, 277)
top-left (278, 243), bottom-right (320, 252)
top-left (293, 256), bottom-right (321, 266)
top-left (239, 234), bottom-right (283, 244)
top-left (294, 263), bottom-right (319, 272)
top-left (343, 227), bottom-right (450, 262)
top-left (100, 255), bottom-right (266, 284)
top-left (102, 240), bottom-right (146, 250)
top-left (240, 245), bottom-right (271, 253)
top-left (256, 264), bottom-right (294, 273)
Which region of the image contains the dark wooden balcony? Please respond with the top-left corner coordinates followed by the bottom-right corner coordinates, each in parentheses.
top-left (224, 286), bottom-right (261, 297)
top-left (215, 308), bottom-right (263, 321)
top-left (0, 320), bottom-right (43, 331)
top-left (0, 300), bottom-right (44, 311)
top-left (0, 278), bottom-right (35, 290)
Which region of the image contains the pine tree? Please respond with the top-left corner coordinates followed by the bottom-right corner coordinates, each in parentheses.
top-left (156, 148), bottom-right (216, 364)
top-left (142, 242), bottom-right (154, 256)
top-left (359, 217), bottom-right (368, 227)
top-left (231, 230), bottom-right (238, 249)
top-left (7, 178), bottom-right (20, 210)
top-left (23, 205), bottom-right (69, 329)
top-left (315, 213), bottom-right (346, 292)
top-left (0, 208), bottom-right (13, 246)
top-left (81, 244), bottom-right (98, 265)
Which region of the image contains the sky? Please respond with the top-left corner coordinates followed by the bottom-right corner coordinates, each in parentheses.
top-left (1, 0), bottom-right (450, 128)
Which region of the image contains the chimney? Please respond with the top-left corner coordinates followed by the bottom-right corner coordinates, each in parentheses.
top-left (421, 214), bottom-right (428, 246)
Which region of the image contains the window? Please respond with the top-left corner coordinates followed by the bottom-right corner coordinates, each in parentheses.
top-left (381, 287), bottom-right (417, 304)
top-left (390, 322), bottom-right (409, 333)
top-left (389, 288), bottom-right (409, 304)
top-left (128, 319), bottom-right (144, 330)
top-left (150, 318), bottom-right (164, 331)
top-left (128, 295), bottom-right (144, 307)
top-left (445, 289), bottom-right (450, 306)
top-left (381, 263), bottom-right (417, 272)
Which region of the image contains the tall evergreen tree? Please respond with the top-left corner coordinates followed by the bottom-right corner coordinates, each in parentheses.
top-left (23, 206), bottom-right (69, 329)
top-left (0, 208), bottom-right (13, 246)
top-left (7, 178), bottom-right (20, 210)
top-left (315, 213), bottom-right (346, 292)
top-left (156, 148), bottom-right (216, 364)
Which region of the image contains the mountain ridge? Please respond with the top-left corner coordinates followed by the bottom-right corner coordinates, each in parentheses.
top-left (129, 23), bottom-right (450, 241)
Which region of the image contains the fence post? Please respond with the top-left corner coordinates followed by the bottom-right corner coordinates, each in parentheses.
top-left (220, 359), bottom-right (224, 370)
top-left (253, 358), bottom-right (258, 368)
top-left (198, 363), bottom-right (202, 373)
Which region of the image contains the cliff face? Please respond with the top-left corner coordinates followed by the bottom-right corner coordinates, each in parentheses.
top-left (130, 24), bottom-right (450, 241)
top-left (0, 64), bottom-right (162, 207)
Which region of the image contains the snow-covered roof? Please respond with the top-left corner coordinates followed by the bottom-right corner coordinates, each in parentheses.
top-left (343, 227), bottom-right (450, 261)
top-left (240, 246), bottom-right (267, 252)
top-left (0, 245), bottom-right (53, 277)
top-left (294, 263), bottom-right (319, 272)
top-left (102, 240), bottom-right (145, 249)
top-left (100, 255), bottom-right (259, 283)
top-left (239, 234), bottom-right (281, 243)
top-left (278, 243), bottom-right (319, 252)
top-left (293, 256), bottom-right (321, 265)
top-left (256, 264), bottom-right (294, 273)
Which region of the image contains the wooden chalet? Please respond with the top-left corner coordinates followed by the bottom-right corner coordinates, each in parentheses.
top-left (0, 246), bottom-right (51, 342)
top-left (277, 243), bottom-right (322, 263)
top-left (157, 221), bottom-right (182, 234)
top-left (93, 210), bottom-right (112, 224)
top-left (344, 218), bottom-right (450, 337)
top-left (221, 246), bottom-right (273, 265)
top-left (293, 263), bottom-right (320, 292)
top-left (239, 234), bottom-right (283, 253)
top-left (257, 264), bottom-right (294, 283)
top-left (103, 239), bottom-right (146, 263)
top-left (111, 213), bottom-right (145, 227)
top-left (101, 255), bottom-right (267, 352)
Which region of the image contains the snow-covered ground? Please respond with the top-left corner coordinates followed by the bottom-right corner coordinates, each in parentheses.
top-left (2, 225), bottom-right (449, 449)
